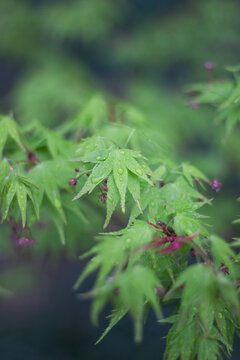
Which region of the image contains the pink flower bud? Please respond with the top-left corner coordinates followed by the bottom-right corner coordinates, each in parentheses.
top-left (27, 151), bottom-right (38, 163)
top-left (17, 237), bottom-right (35, 247)
top-left (219, 263), bottom-right (229, 275)
top-left (99, 193), bottom-right (107, 203)
top-left (204, 61), bottom-right (216, 71)
top-left (211, 179), bottom-right (221, 192)
top-left (68, 178), bottom-right (78, 186)
top-left (154, 286), bottom-right (163, 295)
top-left (189, 101), bottom-right (199, 109)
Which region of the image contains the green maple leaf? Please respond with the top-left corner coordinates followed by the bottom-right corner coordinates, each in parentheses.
top-left (74, 220), bottom-right (155, 289)
top-left (0, 115), bottom-right (25, 156)
top-left (73, 148), bottom-right (154, 226)
top-left (129, 176), bottom-right (206, 225)
top-left (24, 121), bottom-right (75, 159)
top-left (28, 159), bottom-right (85, 243)
top-left (182, 162), bottom-right (209, 185)
top-left (28, 160), bottom-right (75, 220)
top-left (0, 166), bottom-right (39, 227)
top-left (115, 265), bottom-right (162, 343)
top-left (74, 136), bottom-right (110, 163)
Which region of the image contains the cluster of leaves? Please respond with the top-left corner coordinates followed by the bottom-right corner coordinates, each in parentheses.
top-left (187, 63), bottom-right (240, 230)
top-left (0, 115), bottom-right (86, 246)
top-left (187, 64), bottom-right (240, 136)
top-left (1, 93), bottom-right (240, 360)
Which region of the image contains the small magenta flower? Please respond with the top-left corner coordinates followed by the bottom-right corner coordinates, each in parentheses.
top-left (219, 263), bottom-right (229, 275)
top-left (190, 101), bottom-right (199, 109)
top-left (159, 180), bottom-right (165, 188)
top-left (99, 193), bottom-right (107, 203)
top-left (17, 237), bottom-right (35, 247)
top-left (27, 151), bottom-right (38, 163)
top-left (104, 178), bottom-right (108, 183)
top-left (154, 286), bottom-right (163, 295)
top-left (68, 178), bottom-right (78, 186)
top-left (75, 168), bottom-right (79, 173)
top-left (211, 179), bottom-right (221, 192)
top-left (103, 186), bottom-right (108, 192)
top-left (204, 61), bottom-right (216, 71)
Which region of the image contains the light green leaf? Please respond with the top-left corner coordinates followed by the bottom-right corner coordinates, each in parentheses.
top-left (198, 338), bottom-right (220, 360)
top-left (127, 171), bottom-right (142, 213)
top-left (104, 174), bottom-right (119, 228)
top-left (0, 125), bottom-right (7, 157)
top-left (117, 265), bottom-right (162, 342)
top-left (182, 162), bottom-right (209, 185)
top-left (210, 235), bottom-right (236, 275)
top-left (17, 182), bottom-right (27, 227)
top-left (95, 307), bottom-right (128, 344)
top-left (73, 153), bottom-right (113, 200)
top-left (125, 155), bottom-right (153, 186)
top-left (0, 116), bottom-right (25, 155)
top-left (113, 150), bottom-right (128, 213)
top-left (2, 178), bottom-right (17, 221)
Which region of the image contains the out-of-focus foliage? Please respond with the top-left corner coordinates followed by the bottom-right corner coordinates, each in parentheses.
top-left (186, 64), bottom-right (240, 231)
top-left (1, 0), bottom-right (240, 126)
top-left (112, 0), bottom-right (240, 71)
top-left (188, 66), bottom-right (240, 137)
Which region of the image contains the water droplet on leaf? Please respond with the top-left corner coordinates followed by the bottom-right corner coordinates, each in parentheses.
top-left (136, 168), bottom-right (143, 175)
top-left (91, 177), bottom-right (100, 184)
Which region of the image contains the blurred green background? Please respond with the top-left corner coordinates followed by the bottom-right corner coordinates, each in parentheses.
top-left (0, 0), bottom-right (240, 359)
